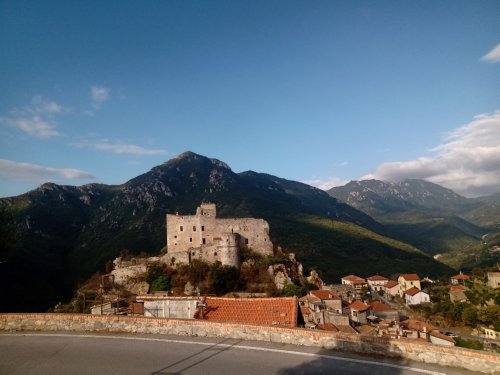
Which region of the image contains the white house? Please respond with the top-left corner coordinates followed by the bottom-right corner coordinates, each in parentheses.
top-left (366, 275), bottom-right (389, 292)
top-left (405, 287), bottom-right (430, 305)
top-left (384, 280), bottom-right (401, 297)
top-left (398, 274), bottom-right (421, 297)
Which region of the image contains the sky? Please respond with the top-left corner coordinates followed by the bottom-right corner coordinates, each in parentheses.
top-left (0, 1), bottom-right (499, 198)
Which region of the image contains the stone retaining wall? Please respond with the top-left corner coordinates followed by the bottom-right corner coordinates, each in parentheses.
top-left (1, 313), bottom-right (498, 374)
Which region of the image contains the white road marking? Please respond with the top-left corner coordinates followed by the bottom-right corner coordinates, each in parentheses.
top-left (1, 333), bottom-right (447, 375)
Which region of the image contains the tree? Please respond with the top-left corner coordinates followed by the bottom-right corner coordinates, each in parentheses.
top-left (461, 305), bottom-right (478, 327)
top-left (477, 305), bottom-right (500, 326)
top-left (281, 282), bottom-right (302, 297)
top-left (150, 275), bottom-right (171, 293)
top-left (208, 264), bottom-right (242, 295)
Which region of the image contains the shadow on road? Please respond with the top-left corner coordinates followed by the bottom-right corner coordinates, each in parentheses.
top-left (151, 338), bottom-right (242, 375)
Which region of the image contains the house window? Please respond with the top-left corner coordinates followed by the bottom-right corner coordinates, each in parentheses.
top-left (180, 226), bottom-right (183, 232)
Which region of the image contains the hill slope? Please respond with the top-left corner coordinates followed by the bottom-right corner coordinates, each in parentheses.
top-left (328, 179), bottom-right (493, 259)
top-left (0, 152), bottom-right (452, 312)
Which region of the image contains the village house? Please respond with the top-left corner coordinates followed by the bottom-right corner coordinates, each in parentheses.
top-left (450, 271), bottom-right (470, 285)
top-left (487, 271), bottom-right (500, 289)
top-left (369, 301), bottom-right (399, 321)
top-left (299, 291), bottom-right (349, 327)
top-left (348, 300), bottom-right (370, 325)
top-left (398, 274), bottom-right (421, 297)
top-left (383, 280), bottom-right (401, 298)
top-left (309, 290), bottom-right (342, 314)
top-left (366, 275), bottom-right (389, 292)
top-left (341, 275), bottom-right (367, 296)
top-left (449, 285), bottom-right (469, 303)
top-left (137, 295), bottom-right (298, 327)
top-left (405, 287), bottom-right (430, 305)
top-left (400, 319), bottom-right (455, 346)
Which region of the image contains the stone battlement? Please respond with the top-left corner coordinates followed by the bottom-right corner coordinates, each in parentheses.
top-left (165, 203), bottom-right (273, 267)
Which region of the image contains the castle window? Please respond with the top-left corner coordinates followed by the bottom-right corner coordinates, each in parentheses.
top-left (180, 226), bottom-right (183, 232)
top-left (174, 235), bottom-right (177, 239)
top-left (190, 238), bottom-right (192, 242)
top-left (245, 239), bottom-right (249, 245)
top-left (193, 226), bottom-right (196, 231)
top-left (201, 226), bottom-right (205, 231)
top-left (214, 252), bottom-right (217, 256)
top-left (202, 238), bottom-right (206, 244)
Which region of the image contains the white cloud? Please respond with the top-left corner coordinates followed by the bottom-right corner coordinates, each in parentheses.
top-left (303, 177), bottom-right (348, 191)
top-left (0, 159), bottom-right (94, 183)
top-left (481, 44), bottom-right (500, 63)
top-left (94, 142), bottom-right (167, 155)
top-left (91, 86), bottom-right (110, 109)
top-left (363, 111), bottom-right (500, 197)
top-left (0, 96), bottom-right (65, 138)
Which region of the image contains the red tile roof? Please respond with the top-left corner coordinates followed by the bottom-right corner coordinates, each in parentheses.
top-left (451, 274), bottom-right (470, 281)
top-left (367, 275), bottom-right (388, 281)
top-left (299, 295), bottom-right (320, 303)
top-left (405, 287), bottom-right (422, 296)
top-left (450, 285), bottom-right (468, 293)
top-left (399, 274), bottom-right (420, 281)
top-left (385, 280), bottom-right (399, 289)
top-left (369, 301), bottom-right (392, 312)
top-left (401, 319), bottom-right (437, 332)
top-left (309, 290), bottom-right (340, 300)
top-left (342, 274), bottom-right (366, 282)
top-left (349, 300), bottom-right (370, 311)
top-left (316, 323), bottom-right (339, 332)
top-left (203, 297), bottom-right (298, 327)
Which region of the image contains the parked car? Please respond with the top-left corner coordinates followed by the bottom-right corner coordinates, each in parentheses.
top-left (440, 330), bottom-right (459, 338)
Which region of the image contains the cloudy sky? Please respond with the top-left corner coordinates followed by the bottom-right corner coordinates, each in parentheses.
top-left (0, 1), bottom-right (499, 198)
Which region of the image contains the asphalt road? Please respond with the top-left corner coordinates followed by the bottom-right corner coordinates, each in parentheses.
top-left (0, 332), bottom-right (477, 375)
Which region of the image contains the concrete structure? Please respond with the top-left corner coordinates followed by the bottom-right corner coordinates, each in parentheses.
top-left (341, 275), bottom-right (367, 296)
top-left (366, 275), bottom-right (389, 292)
top-left (166, 203), bottom-right (273, 268)
top-left (383, 280), bottom-right (400, 297)
top-left (397, 274), bottom-right (421, 297)
top-left (1, 313), bottom-right (499, 373)
top-left (137, 296), bottom-right (198, 319)
top-left (405, 287), bottom-right (430, 305)
top-left (487, 272), bottom-right (500, 289)
top-left (349, 300), bottom-right (370, 325)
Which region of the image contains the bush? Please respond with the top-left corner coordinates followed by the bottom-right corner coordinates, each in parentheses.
top-left (150, 275), bottom-right (171, 293)
top-left (455, 337), bottom-right (483, 350)
top-left (208, 264), bottom-right (242, 295)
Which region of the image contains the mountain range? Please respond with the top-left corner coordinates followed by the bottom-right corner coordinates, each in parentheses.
top-left (328, 179), bottom-right (500, 265)
top-left (2, 151), bottom-right (496, 312)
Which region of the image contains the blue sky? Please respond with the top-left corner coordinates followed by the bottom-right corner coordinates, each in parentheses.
top-left (1, 1), bottom-right (499, 198)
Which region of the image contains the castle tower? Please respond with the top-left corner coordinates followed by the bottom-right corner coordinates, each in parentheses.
top-left (219, 233), bottom-right (241, 268)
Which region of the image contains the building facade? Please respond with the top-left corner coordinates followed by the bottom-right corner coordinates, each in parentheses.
top-left (165, 203), bottom-right (274, 267)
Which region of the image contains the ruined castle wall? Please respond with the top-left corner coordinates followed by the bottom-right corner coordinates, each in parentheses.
top-left (166, 204), bottom-right (273, 265)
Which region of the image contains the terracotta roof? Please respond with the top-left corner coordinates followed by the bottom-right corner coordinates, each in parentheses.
top-left (450, 285), bottom-right (468, 293)
top-left (349, 300), bottom-right (370, 311)
top-left (309, 290), bottom-right (340, 300)
top-left (336, 325), bottom-right (359, 334)
top-left (400, 319), bottom-right (437, 332)
top-left (299, 295), bottom-right (320, 303)
top-left (367, 275), bottom-right (388, 281)
top-left (405, 287), bottom-right (422, 296)
top-left (316, 323), bottom-right (339, 332)
top-left (399, 273), bottom-right (420, 281)
top-left (369, 301), bottom-right (392, 312)
top-left (451, 274), bottom-right (470, 281)
top-left (203, 297), bottom-right (297, 327)
top-left (357, 324), bottom-right (376, 335)
top-left (341, 274), bottom-right (366, 282)
top-left (385, 280), bottom-right (399, 289)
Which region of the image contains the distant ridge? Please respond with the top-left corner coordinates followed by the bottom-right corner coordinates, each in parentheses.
top-left (0, 152), bottom-right (452, 312)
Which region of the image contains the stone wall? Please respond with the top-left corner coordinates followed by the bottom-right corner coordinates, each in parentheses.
top-left (166, 203), bottom-right (273, 267)
top-left (1, 313), bottom-right (498, 374)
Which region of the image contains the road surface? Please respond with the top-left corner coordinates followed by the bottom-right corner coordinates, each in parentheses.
top-left (0, 332), bottom-right (477, 374)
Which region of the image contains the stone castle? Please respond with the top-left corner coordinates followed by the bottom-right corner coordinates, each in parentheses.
top-left (165, 203), bottom-right (274, 268)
